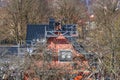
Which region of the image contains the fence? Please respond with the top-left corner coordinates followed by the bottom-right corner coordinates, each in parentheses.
top-left (0, 40), bottom-right (35, 56)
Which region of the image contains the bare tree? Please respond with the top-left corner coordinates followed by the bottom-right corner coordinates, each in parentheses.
top-left (5, 0), bottom-right (52, 43)
top-left (83, 0), bottom-right (120, 79)
top-left (53, 0), bottom-right (86, 24)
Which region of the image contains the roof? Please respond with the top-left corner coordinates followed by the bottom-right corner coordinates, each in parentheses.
top-left (26, 18), bottom-right (78, 45)
top-left (62, 25), bottom-right (76, 31)
top-left (26, 24), bottom-right (49, 43)
top-left (26, 18), bottom-right (55, 43)
top-left (26, 24), bottom-right (77, 43)
top-left (25, 22), bottom-right (83, 54)
top-left (67, 37), bottom-right (87, 55)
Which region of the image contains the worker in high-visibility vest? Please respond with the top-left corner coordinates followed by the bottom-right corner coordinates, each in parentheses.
top-left (55, 22), bottom-right (62, 35)
top-left (74, 72), bottom-right (83, 80)
top-left (74, 75), bottom-right (82, 80)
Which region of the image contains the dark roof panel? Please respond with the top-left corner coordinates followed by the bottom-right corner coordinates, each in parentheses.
top-left (26, 24), bottom-right (49, 43)
top-left (62, 25), bottom-right (76, 31)
top-left (26, 24), bottom-right (77, 44)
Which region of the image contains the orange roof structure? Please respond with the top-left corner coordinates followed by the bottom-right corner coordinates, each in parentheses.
top-left (47, 35), bottom-right (81, 57)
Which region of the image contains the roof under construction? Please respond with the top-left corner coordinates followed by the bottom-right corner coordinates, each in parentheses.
top-left (26, 19), bottom-right (87, 55)
top-left (26, 19), bottom-right (77, 43)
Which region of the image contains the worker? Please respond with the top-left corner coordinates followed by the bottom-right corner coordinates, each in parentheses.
top-left (55, 22), bottom-right (62, 31)
top-left (55, 22), bottom-right (62, 35)
top-left (74, 72), bottom-right (83, 80)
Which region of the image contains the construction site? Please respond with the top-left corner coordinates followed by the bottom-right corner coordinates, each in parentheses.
top-left (0, 0), bottom-right (120, 80)
top-left (22, 18), bottom-right (98, 80)
top-left (8, 18), bottom-right (112, 80)
top-left (0, 18), bottom-right (100, 80)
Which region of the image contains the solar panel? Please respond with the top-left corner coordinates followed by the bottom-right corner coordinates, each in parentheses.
top-left (26, 20), bottom-right (77, 45)
top-left (26, 24), bottom-right (49, 44)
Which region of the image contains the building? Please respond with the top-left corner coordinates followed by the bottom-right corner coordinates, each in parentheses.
top-left (24, 19), bottom-right (91, 80)
top-left (26, 18), bottom-right (85, 55)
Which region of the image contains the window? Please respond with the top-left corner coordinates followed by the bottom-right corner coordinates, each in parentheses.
top-left (58, 50), bottom-right (72, 62)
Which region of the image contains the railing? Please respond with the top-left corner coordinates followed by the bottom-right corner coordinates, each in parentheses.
top-left (46, 31), bottom-right (78, 37)
top-left (0, 40), bottom-right (29, 56)
top-left (45, 24), bottom-right (78, 37)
